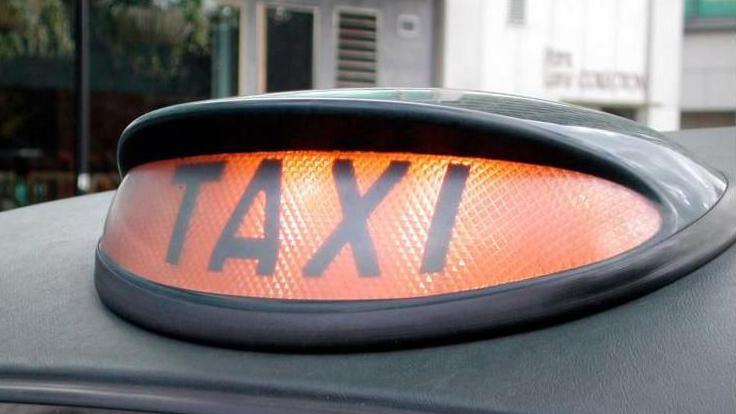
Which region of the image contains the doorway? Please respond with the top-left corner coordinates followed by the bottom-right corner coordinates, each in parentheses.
top-left (261, 5), bottom-right (315, 92)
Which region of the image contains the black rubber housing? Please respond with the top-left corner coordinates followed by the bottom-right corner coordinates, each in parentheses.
top-left (94, 88), bottom-right (736, 350)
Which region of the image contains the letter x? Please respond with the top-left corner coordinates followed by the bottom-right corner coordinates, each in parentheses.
top-left (303, 160), bottom-right (410, 277)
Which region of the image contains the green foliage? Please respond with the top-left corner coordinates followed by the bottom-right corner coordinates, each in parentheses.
top-left (0, 0), bottom-right (74, 60)
top-left (94, 0), bottom-right (212, 79)
top-left (0, 0), bottom-right (215, 80)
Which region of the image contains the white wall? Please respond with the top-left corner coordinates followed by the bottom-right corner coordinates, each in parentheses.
top-left (645, 0), bottom-right (683, 130)
top-left (441, 0), bottom-right (683, 130)
top-left (681, 30), bottom-right (736, 111)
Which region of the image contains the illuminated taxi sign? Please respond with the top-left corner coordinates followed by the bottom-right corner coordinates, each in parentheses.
top-left (94, 88), bottom-right (734, 349)
top-left (101, 151), bottom-right (660, 300)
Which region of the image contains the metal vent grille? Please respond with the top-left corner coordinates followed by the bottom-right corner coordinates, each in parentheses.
top-left (336, 10), bottom-right (377, 87)
top-left (508, 0), bottom-right (526, 24)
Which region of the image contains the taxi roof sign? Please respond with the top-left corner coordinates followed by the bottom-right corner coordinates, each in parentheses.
top-left (94, 88), bottom-right (736, 349)
top-left (101, 151), bottom-right (660, 300)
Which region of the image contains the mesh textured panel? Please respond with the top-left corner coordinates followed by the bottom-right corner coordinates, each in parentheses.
top-left (101, 151), bottom-right (661, 300)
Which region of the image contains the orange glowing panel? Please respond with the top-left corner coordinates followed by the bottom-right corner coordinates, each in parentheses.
top-left (100, 151), bottom-right (661, 300)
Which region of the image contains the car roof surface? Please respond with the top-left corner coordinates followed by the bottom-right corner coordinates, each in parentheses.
top-left (1, 127), bottom-right (735, 413)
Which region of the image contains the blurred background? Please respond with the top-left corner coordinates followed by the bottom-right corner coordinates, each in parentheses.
top-left (0, 0), bottom-right (734, 210)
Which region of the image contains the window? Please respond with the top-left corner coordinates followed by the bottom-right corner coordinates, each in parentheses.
top-left (0, 1), bottom-right (241, 209)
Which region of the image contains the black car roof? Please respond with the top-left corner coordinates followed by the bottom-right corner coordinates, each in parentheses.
top-left (1, 128), bottom-right (735, 413)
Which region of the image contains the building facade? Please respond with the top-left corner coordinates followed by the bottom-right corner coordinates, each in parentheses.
top-left (231, 0), bottom-right (684, 130)
top-left (228, 0), bottom-right (437, 94)
top-left (680, 0), bottom-right (736, 129)
top-left (442, 0), bottom-right (683, 131)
